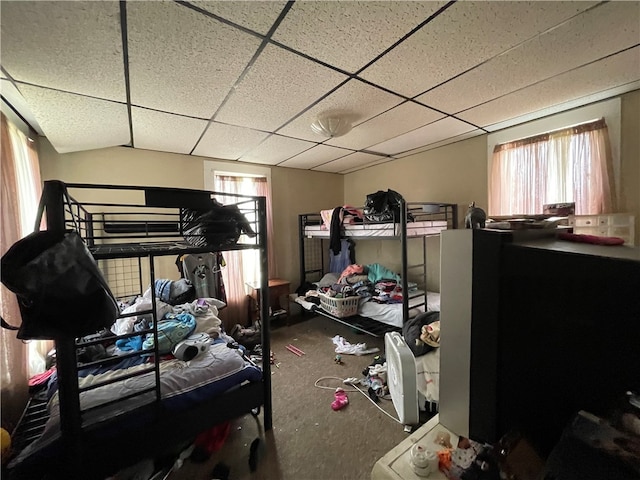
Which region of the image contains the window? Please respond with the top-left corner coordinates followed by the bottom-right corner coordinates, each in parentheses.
top-left (1, 112), bottom-right (50, 427)
top-left (211, 172), bottom-right (276, 326)
top-left (489, 118), bottom-right (615, 216)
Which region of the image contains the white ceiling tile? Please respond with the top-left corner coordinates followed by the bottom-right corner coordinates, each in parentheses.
top-left (131, 108), bottom-right (207, 155)
top-left (17, 85), bottom-right (129, 153)
top-left (484, 81), bottom-right (640, 133)
top-left (313, 151), bottom-right (387, 173)
top-left (191, 1), bottom-right (287, 35)
top-left (393, 130), bottom-right (485, 158)
top-left (0, 1), bottom-right (125, 101)
top-left (127, 1), bottom-right (261, 118)
top-left (192, 122), bottom-right (270, 160)
top-left (340, 157), bottom-right (392, 175)
top-left (239, 134), bottom-right (316, 165)
top-left (272, 1), bottom-right (448, 73)
top-left (360, 1), bottom-right (598, 97)
top-left (326, 102), bottom-right (445, 150)
top-left (277, 79), bottom-right (404, 141)
top-left (1, 79), bottom-right (44, 135)
top-left (417, 2), bottom-right (640, 114)
top-left (369, 117), bottom-right (477, 155)
top-left (1, 0), bottom-right (635, 172)
top-left (458, 47), bottom-right (640, 128)
top-left (215, 44), bottom-right (347, 131)
top-left (279, 144), bottom-right (353, 169)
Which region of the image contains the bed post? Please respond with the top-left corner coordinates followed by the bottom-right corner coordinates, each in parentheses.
top-left (400, 199), bottom-right (409, 325)
top-left (44, 181), bottom-right (83, 477)
top-left (258, 196), bottom-right (272, 431)
top-left (298, 214), bottom-right (306, 286)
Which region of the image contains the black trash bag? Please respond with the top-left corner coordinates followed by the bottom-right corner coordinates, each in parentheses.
top-left (182, 199), bottom-right (256, 248)
top-left (363, 189), bottom-right (412, 223)
top-left (1, 230), bottom-right (119, 340)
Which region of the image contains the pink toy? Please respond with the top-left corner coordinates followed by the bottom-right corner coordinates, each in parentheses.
top-left (331, 387), bottom-right (349, 411)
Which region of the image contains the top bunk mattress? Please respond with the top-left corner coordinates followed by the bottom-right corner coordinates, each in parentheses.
top-left (303, 220), bottom-right (448, 239)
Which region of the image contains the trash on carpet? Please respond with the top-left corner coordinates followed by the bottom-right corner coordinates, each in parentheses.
top-left (331, 335), bottom-right (380, 356)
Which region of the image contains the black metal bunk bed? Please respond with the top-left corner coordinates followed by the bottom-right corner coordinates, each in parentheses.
top-left (298, 200), bottom-right (458, 337)
top-left (5, 180), bottom-right (272, 480)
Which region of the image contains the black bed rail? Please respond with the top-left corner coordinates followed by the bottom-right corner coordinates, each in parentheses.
top-left (47, 182), bottom-right (265, 259)
top-left (298, 201), bottom-right (459, 285)
top-left (298, 200), bottom-right (458, 337)
top-left (26, 180), bottom-right (272, 479)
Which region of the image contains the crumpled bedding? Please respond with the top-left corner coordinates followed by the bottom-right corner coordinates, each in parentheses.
top-left (10, 342), bottom-right (261, 469)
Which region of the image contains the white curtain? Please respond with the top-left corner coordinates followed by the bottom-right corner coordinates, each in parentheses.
top-left (489, 119), bottom-right (615, 216)
top-left (1, 113), bottom-right (50, 430)
top-left (213, 175), bottom-right (275, 329)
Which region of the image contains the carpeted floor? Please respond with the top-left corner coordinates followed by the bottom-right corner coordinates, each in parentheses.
top-left (167, 314), bottom-right (414, 480)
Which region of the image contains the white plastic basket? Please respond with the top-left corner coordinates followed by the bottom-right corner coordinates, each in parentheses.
top-left (319, 292), bottom-right (359, 318)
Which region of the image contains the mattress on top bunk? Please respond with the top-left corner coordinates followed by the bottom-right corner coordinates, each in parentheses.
top-left (304, 220), bottom-right (448, 238)
top-left (9, 342), bottom-right (262, 470)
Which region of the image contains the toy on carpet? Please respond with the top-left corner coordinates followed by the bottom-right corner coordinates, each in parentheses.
top-left (334, 354), bottom-right (343, 365)
top-left (285, 344), bottom-right (305, 357)
top-left (331, 387), bottom-right (349, 411)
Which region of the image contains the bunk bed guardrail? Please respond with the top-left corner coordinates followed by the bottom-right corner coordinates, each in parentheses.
top-left (5, 180), bottom-right (272, 480)
top-left (298, 200), bottom-right (458, 337)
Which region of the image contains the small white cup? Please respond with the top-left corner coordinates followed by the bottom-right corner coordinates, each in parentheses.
top-left (410, 444), bottom-right (437, 477)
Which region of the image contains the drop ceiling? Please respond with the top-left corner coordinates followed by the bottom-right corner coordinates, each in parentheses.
top-left (1, 1), bottom-right (638, 174)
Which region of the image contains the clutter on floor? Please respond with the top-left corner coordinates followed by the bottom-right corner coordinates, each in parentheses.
top-left (331, 388), bottom-right (349, 411)
top-left (285, 344), bottom-right (305, 356)
top-left (332, 334), bottom-right (380, 356)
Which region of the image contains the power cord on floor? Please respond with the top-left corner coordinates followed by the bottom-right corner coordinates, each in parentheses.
top-left (314, 376), bottom-right (402, 424)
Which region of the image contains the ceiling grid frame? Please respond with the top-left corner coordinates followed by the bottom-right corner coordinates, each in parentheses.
top-left (0, 0), bottom-right (637, 173)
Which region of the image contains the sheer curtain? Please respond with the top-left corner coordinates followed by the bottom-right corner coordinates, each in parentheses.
top-left (1, 113), bottom-right (49, 429)
top-left (489, 119), bottom-right (615, 216)
top-left (213, 175), bottom-right (276, 329)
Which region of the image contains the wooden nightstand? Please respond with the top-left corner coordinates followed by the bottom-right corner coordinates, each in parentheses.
top-left (246, 278), bottom-right (290, 324)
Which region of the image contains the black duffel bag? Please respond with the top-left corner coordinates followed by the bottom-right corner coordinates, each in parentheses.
top-left (1, 230), bottom-right (119, 340)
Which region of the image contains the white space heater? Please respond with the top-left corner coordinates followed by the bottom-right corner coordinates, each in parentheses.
top-left (385, 332), bottom-right (419, 430)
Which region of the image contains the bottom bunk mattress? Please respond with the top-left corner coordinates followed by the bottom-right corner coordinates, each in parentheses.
top-left (295, 291), bottom-right (440, 329)
top-left (8, 341), bottom-right (262, 477)
top-left (359, 291), bottom-right (440, 328)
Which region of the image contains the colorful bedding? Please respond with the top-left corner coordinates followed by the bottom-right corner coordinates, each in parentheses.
top-left (10, 342), bottom-right (261, 469)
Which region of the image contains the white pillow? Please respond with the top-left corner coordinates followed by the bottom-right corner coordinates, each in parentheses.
top-left (317, 272), bottom-right (340, 287)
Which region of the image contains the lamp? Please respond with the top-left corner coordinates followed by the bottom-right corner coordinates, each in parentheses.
top-left (310, 115), bottom-right (352, 138)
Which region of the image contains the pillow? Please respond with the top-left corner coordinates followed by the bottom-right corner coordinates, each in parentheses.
top-left (317, 272), bottom-right (340, 287)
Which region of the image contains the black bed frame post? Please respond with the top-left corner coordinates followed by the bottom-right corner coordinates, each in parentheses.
top-left (44, 181), bottom-right (83, 477)
top-left (298, 214), bottom-right (306, 286)
top-left (451, 203), bottom-right (459, 229)
top-left (258, 196), bottom-right (272, 431)
top-left (401, 199), bottom-right (409, 326)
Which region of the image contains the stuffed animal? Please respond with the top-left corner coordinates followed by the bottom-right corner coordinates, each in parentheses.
top-left (465, 202), bottom-right (487, 229)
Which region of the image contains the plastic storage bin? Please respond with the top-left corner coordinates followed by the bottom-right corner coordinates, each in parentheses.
top-left (319, 292), bottom-right (359, 318)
